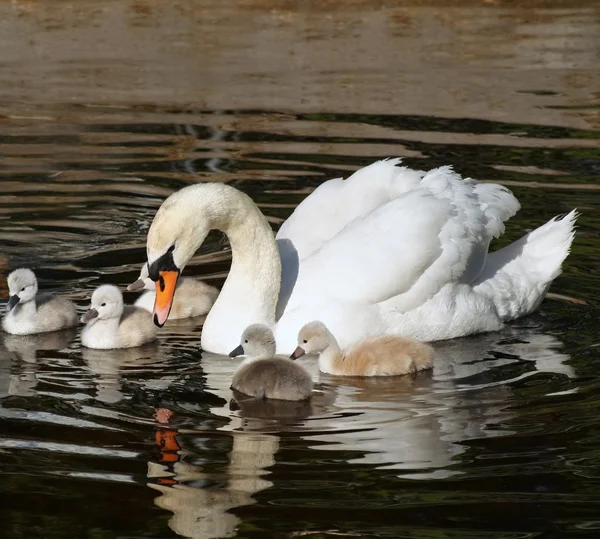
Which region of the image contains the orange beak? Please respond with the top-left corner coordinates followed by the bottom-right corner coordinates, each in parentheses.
top-left (153, 269), bottom-right (179, 327)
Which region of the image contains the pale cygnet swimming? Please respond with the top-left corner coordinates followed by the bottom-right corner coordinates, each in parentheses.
top-left (229, 324), bottom-right (313, 401)
top-left (81, 284), bottom-right (157, 349)
top-left (292, 321), bottom-right (434, 376)
top-left (2, 268), bottom-right (78, 335)
top-left (127, 263), bottom-right (218, 320)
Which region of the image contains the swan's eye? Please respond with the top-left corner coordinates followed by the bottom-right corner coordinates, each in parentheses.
top-left (303, 339), bottom-right (307, 344)
top-left (20, 287), bottom-right (25, 291)
top-left (244, 339), bottom-right (248, 344)
top-left (101, 302), bottom-right (106, 307)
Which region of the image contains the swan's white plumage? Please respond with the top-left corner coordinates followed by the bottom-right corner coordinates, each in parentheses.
top-left (145, 158), bottom-right (577, 355)
top-left (276, 159), bottom-right (426, 261)
top-left (473, 209), bottom-right (577, 321)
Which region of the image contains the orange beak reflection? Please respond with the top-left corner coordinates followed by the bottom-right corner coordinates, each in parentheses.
top-left (153, 270), bottom-right (179, 327)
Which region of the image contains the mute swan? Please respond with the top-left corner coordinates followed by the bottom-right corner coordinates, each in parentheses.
top-left (292, 321), bottom-right (433, 376)
top-left (128, 263), bottom-right (218, 319)
top-left (81, 284), bottom-right (157, 349)
top-left (229, 324), bottom-right (313, 401)
top-left (142, 158), bottom-right (577, 355)
top-left (2, 268), bottom-right (78, 335)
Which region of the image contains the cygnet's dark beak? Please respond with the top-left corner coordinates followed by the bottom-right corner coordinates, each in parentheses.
top-left (290, 346), bottom-right (306, 360)
top-left (229, 344), bottom-right (245, 358)
top-left (127, 279), bottom-right (145, 292)
top-left (81, 308), bottom-right (99, 323)
top-left (6, 295), bottom-right (20, 312)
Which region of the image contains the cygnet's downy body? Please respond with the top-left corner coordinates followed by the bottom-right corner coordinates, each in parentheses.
top-left (128, 263), bottom-right (219, 320)
top-left (293, 321), bottom-right (434, 376)
top-left (2, 268), bottom-right (78, 335)
top-left (81, 284), bottom-right (157, 349)
top-left (229, 324), bottom-right (313, 401)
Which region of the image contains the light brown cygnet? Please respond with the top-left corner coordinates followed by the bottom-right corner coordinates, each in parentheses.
top-left (292, 321), bottom-right (434, 376)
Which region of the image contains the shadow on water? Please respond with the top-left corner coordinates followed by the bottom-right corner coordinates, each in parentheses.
top-left (0, 1), bottom-right (600, 538)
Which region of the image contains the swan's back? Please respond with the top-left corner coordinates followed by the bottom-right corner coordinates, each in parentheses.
top-left (231, 357), bottom-right (313, 401)
top-left (276, 159), bottom-right (425, 261)
top-left (279, 160), bottom-right (522, 320)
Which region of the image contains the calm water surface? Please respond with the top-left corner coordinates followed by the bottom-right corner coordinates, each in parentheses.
top-left (1, 1), bottom-right (600, 538)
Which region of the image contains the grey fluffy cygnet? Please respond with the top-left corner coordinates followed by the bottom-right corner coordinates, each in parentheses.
top-left (229, 324), bottom-right (313, 401)
top-left (2, 268), bottom-right (78, 335)
top-left (81, 284), bottom-right (157, 349)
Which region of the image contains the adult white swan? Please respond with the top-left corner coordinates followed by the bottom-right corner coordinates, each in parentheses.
top-left (142, 158), bottom-right (577, 355)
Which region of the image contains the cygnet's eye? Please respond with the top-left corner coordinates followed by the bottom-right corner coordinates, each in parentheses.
top-left (244, 339), bottom-right (248, 343)
top-left (303, 339), bottom-right (308, 344)
top-left (21, 287), bottom-right (25, 291)
top-left (101, 302), bottom-right (106, 307)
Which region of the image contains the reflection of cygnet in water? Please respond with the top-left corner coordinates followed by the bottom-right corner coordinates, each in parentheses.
top-left (2, 328), bottom-right (77, 398)
top-left (2, 268), bottom-right (78, 335)
top-left (81, 342), bottom-right (159, 403)
top-left (3, 327), bottom-right (76, 363)
top-left (229, 388), bottom-right (314, 420)
top-left (229, 324), bottom-right (313, 401)
top-left (148, 430), bottom-right (278, 539)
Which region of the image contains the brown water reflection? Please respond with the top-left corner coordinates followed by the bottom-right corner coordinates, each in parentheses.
top-left (0, 0), bottom-right (598, 129)
top-left (0, 1), bottom-right (600, 538)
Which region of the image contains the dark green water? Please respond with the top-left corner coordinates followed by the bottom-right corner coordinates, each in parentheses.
top-left (1, 2), bottom-right (600, 539)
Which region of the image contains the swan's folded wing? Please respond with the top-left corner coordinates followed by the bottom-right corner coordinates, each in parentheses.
top-left (276, 158), bottom-right (425, 261)
top-left (292, 190), bottom-right (456, 308)
top-left (473, 182), bottom-right (521, 239)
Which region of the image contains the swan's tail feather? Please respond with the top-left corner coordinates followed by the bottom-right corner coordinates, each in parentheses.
top-left (473, 210), bottom-right (578, 321)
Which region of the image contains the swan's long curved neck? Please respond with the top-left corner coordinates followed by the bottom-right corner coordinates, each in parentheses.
top-left (186, 186), bottom-right (282, 354)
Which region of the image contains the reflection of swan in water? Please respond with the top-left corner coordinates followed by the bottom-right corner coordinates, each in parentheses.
top-left (148, 424), bottom-right (278, 539)
top-left (198, 326), bottom-right (573, 482)
top-left (81, 342), bottom-right (160, 403)
top-left (1, 328), bottom-right (76, 397)
top-left (292, 326), bottom-right (574, 479)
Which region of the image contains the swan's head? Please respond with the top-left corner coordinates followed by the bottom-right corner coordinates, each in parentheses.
top-left (229, 324), bottom-right (277, 359)
top-left (143, 183), bottom-right (242, 327)
top-left (291, 321), bottom-right (332, 358)
top-left (127, 263), bottom-right (155, 292)
top-left (82, 284), bottom-right (125, 323)
top-left (6, 268), bottom-right (38, 310)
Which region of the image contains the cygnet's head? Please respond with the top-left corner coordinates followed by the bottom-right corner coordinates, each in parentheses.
top-left (229, 324), bottom-right (276, 358)
top-left (82, 285), bottom-right (125, 323)
top-left (127, 263), bottom-right (155, 292)
top-left (6, 268), bottom-right (38, 311)
top-left (291, 321), bottom-right (333, 359)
